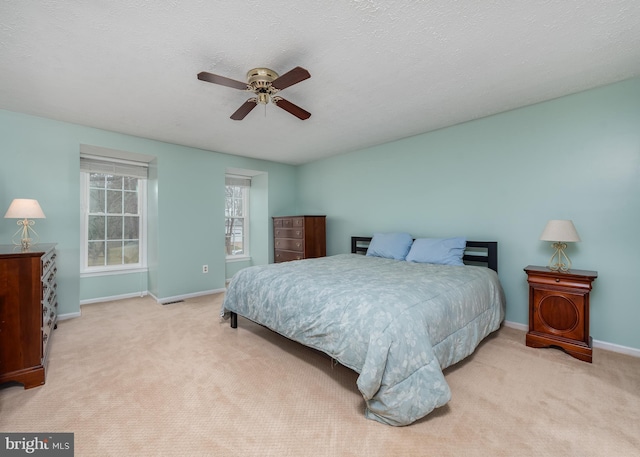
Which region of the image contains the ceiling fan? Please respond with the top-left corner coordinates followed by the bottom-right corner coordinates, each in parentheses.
top-left (197, 66), bottom-right (311, 121)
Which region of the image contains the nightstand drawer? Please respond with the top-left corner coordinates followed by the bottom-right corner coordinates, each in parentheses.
top-left (526, 273), bottom-right (593, 291)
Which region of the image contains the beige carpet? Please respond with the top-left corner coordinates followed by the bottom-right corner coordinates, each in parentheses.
top-left (1, 294), bottom-right (639, 456)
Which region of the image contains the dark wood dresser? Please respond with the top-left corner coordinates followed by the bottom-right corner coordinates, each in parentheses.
top-left (0, 243), bottom-right (58, 388)
top-left (273, 216), bottom-right (326, 263)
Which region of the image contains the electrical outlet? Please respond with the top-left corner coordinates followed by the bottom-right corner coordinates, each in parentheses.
top-left (202, 265), bottom-right (208, 274)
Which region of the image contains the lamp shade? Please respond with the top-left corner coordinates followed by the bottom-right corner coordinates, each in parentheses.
top-left (540, 220), bottom-right (580, 242)
top-left (4, 199), bottom-right (46, 219)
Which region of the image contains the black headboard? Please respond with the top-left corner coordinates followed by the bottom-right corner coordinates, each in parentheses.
top-left (351, 237), bottom-right (498, 273)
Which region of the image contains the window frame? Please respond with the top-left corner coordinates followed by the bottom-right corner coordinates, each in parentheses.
top-left (80, 167), bottom-right (148, 277)
top-left (225, 176), bottom-right (251, 261)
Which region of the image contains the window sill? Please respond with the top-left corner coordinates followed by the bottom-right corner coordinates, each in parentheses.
top-left (81, 267), bottom-right (148, 278)
top-left (225, 255), bottom-right (251, 263)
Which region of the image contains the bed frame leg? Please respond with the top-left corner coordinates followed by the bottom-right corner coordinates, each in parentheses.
top-left (230, 312), bottom-right (237, 329)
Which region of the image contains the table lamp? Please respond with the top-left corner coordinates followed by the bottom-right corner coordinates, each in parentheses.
top-left (539, 219), bottom-right (580, 271)
top-left (4, 198), bottom-right (46, 250)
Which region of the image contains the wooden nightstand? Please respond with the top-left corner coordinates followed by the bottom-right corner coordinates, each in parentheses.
top-left (524, 265), bottom-right (598, 363)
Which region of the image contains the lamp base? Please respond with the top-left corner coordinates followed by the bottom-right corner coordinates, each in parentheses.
top-left (547, 242), bottom-right (571, 272)
top-left (12, 219), bottom-right (39, 250)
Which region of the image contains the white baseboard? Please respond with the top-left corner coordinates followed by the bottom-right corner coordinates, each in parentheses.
top-left (590, 339), bottom-right (640, 358)
top-left (80, 289), bottom-right (225, 306)
top-left (80, 291), bottom-right (148, 306)
top-left (503, 320), bottom-right (528, 332)
top-left (76, 288), bottom-right (224, 317)
top-left (149, 288), bottom-right (226, 305)
top-left (58, 311), bottom-right (82, 321)
top-left (503, 320), bottom-right (640, 358)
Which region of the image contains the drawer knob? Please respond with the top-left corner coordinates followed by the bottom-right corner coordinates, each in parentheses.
top-left (555, 278), bottom-right (560, 282)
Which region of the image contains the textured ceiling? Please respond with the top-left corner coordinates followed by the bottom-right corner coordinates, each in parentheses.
top-left (1, 1), bottom-right (639, 165)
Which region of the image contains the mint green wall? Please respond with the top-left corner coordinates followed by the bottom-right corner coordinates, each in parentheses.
top-left (0, 111), bottom-right (82, 317)
top-left (296, 77), bottom-right (640, 351)
top-left (80, 273), bottom-right (147, 301)
top-left (0, 109), bottom-right (297, 313)
top-left (146, 159), bottom-right (160, 298)
top-left (250, 173), bottom-right (270, 266)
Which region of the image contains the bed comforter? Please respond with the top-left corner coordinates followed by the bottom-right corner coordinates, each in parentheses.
top-left (221, 254), bottom-right (505, 426)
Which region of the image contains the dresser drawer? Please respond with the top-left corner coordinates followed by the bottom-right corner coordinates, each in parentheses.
top-left (43, 285), bottom-right (56, 309)
top-left (280, 218), bottom-right (294, 228)
top-left (41, 250), bottom-right (57, 278)
top-left (42, 328), bottom-right (51, 363)
top-left (275, 238), bottom-right (304, 252)
top-left (274, 227), bottom-right (304, 239)
top-left (274, 217), bottom-right (305, 228)
top-left (42, 265), bottom-right (57, 289)
top-left (275, 250), bottom-right (304, 262)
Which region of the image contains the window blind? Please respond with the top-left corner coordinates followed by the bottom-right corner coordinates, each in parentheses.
top-left (225, 175), bottom-right (251, 187)
top-left (80, 155), bottom-right (148, 179)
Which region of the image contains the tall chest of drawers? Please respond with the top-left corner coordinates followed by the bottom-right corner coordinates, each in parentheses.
top-left (273, 216), bottom-right (326, 263)
top-left (0, 243), bottom-right (58, 388)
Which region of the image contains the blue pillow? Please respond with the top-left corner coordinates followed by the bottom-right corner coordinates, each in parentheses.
top-left (366, 232), bottom-right (413, 260)
top-left (405, 237), bottom-right (467, 265)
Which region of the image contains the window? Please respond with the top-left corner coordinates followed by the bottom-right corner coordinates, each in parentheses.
top-left (225, 175), bottom-right (250, 258)
top-left (81, 156), bottom-right (148, 274)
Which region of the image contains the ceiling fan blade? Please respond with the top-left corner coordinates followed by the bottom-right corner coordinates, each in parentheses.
top-left (271, 66), bottom-right (311, 91)
top-left (230, 99), bottom-right (258, 120)
top-left (197, 71), bottom-right (248, 90)
top-left (273, 97), bottom-right (311, 120)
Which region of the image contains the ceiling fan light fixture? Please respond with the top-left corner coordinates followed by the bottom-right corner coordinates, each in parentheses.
top-left (257, 92), bottom-right (270, 105)
top-left (197, 66), bottom-right (311, 120)
top-left (247, 68), bottom-right (279, 87)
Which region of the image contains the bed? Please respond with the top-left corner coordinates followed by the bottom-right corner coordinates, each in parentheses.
top-left (221, 235), bottom-right (505, 426)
